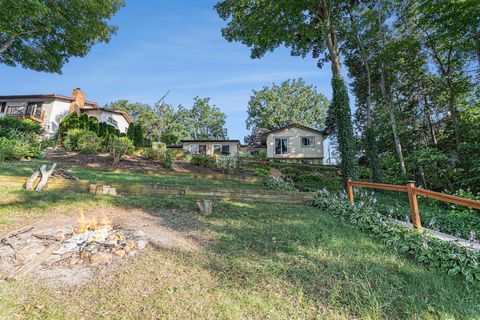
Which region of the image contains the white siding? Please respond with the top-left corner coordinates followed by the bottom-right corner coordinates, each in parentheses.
top-left (183, 142), bottom-right (240, 156)
top-left (82, 109), bottom-right (130, 133)
top-left (266, 127), bottom-right (324, 160)
top-left (0, 98), bottom-right (67, 138)
top-left (44, 100), bottom-right (71, 138)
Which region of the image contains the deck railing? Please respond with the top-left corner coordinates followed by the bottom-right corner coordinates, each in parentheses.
top-left (6, 106), bottom-right (45, 122)
top-left (346, 179), bottom-right (480, 229)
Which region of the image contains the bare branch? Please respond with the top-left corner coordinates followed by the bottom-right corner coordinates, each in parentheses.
top-left (0, 35), bottom-right (16, 54)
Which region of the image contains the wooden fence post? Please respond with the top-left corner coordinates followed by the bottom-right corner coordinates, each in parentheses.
top-left (406, 181), bottom-right (422, 229)
top-left (346, 179), bottom-right (354, 205)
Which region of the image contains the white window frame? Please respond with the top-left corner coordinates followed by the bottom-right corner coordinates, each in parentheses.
top-left (213, 144), bottom-right (222, 154)
top-left (274, 138), bottom-right (288, 155)
top-left (301, 136), bottom-right (315, 148)
top-left (221, 144), bottom-right (230, 155)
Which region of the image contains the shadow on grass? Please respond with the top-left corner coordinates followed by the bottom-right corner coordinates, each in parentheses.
top-left (2, 190), bottom-right (480, 319)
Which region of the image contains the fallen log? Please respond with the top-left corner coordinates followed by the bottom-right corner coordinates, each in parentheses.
top-left (196, 199), bottom-right (213, 215)
top-left (6, 239), bottom-right (66, 281)
top-left (35, 163), bottom-right (57, 192)
top-left (25, 167), bottom-right (41, 191)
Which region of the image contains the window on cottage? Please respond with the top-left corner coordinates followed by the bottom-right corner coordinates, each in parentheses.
top-left (213, 145), bottom-right (222, 154)
top-left (301, 137), bottom-right (315, 147)
top-left (275, 138), bottom-right (288, 155)
top-left (198, 145), bottom-right (207, 154)
top-left (0, 102), bottom-right (6, 113)
top-left (221, 145), bottom-right (230, 155)
top-left (27, 102), bottom-right (44, 118)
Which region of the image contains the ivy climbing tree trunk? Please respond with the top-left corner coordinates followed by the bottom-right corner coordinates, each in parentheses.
top-left (320, 1), bottom-right (358, 182)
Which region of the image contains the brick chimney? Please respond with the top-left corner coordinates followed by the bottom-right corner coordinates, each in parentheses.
top-left (69, 88), bottom-right (86, 115)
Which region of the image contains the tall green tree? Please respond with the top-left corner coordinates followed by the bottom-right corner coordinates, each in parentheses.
top-left (246, 78), bottom-right (329, 131)
top-left (183, 97), bottom-right (227, 140)
top-left (0, 0), bottom-right (124, 73)
top-left (215, 0), bottom-right (358, 180)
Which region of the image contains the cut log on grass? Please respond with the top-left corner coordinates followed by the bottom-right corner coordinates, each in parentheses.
top-left (6, 239), bottom-right (66, 281)
top-left (35, 163), bottom-right (57, 192)
top-left (196, 200), bottom-right (213, 215)
top-left (25, 167), bottom-right (41, 191)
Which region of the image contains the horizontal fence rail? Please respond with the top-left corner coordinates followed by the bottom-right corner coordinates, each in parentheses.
top-left (346, 179), bottom-right (480, 229)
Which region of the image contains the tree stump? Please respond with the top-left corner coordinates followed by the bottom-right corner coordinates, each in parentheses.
top-left (196, 200), bottom-right (213, 216)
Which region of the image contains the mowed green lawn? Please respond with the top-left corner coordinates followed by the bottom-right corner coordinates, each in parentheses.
top-left (0, 187), bottom-right (479, 319)
top-left (0, 160), bottom-right (266, 190)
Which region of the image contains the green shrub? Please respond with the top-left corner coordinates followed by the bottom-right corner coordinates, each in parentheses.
top-left (0, 137), bottom-right (40, 161)
top-left (63, 129), bottom-right (91, 151)
top-left (161, 150), bottom-right (175, 169)
top-left (0, 116), bottom-right (44, 138)
top-left (216, 155), bottom-right (238, 173)
top-left (191, 154), bottom-right (216, 168)
top-left (110, 136), bottom-right (134, 163)
top-left (310, 190), bottom-right (480, 283)
top-left (254, 167), bottom-right (270, 176)
top-left (142, 143), bottom-right (175, 168)
top-left (143, 142), bottom-right (167, 161)
top-left (265, 176), bottom-right (297, 191)
top-left (77, 132), bottom-right (101, 154)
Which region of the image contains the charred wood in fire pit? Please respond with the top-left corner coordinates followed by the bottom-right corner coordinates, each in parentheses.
top-left (0, 224), bottom-right (37, 244)
top-left (32, 233), bottom-right (69, 242)
top-left (6, 237), bottom-right (67, 281)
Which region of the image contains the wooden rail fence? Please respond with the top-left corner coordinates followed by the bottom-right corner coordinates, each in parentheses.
top-left (346, 179), bottom-right (480, 229)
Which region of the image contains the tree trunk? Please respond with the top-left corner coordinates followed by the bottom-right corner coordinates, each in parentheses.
top-left (376, 8), bottom-right (407, 177)
top-left (423, 94), bottom-right (437, 145)
top-left (448, 90), bottom-right (461, 145)
top-left (348, 6), bottom-right (382, 182)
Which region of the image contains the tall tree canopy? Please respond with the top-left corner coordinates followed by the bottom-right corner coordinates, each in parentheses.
top-left (183, 97), bottom-right (228, 140)
top-left (0, 0), bottom-right (124, 73)
top-left (246, 78), bottom-right (329, 131)
top-left (215, 0), bottom-right (358, 181)
top-left (106, 97), bottom-right (228, 143)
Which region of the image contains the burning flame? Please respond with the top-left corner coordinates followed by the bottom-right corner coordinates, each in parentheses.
top-left (77, 209), bottom-right (113, 242)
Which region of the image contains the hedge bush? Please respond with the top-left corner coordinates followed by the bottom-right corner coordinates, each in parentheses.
top-left (77, 132), bottom-right (101, 154)
top-left (0, 116), bottom-right (44, 138)
top-left (0, 117), bottom-right (43, 161)
top-left (0, 137), bottom-right (40, 161)
top-left (216, 155), bottom-right (238, 173)
top-left (63, 129), bottom-right (92, 151)
top-left (110, 136), bottom-right (134, 163)
top-left (191, 154), bottom-right (216, 168)
top-left (142, 143), bottom-right (175, 168)
top-left (309, 189), bottom-right (480, 283)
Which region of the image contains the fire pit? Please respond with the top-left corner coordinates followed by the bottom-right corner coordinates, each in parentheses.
top-left (0, 210), bottom-right (149, 284)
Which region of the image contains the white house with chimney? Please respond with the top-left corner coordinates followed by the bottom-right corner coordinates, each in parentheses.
top-left (0, 89), bottom-right (132, 138)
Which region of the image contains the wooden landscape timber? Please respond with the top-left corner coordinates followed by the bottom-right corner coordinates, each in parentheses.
top-left (0, 175), bottom-right (315, 204)
top-left (346, 179), bottom-right (480, 229)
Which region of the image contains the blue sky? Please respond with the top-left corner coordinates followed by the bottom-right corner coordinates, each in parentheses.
top-left (0, 0), bottom-right (333, 140)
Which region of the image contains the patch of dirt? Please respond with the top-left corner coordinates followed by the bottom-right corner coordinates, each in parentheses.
top-left (0, 207), bottom-right (201, 286)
